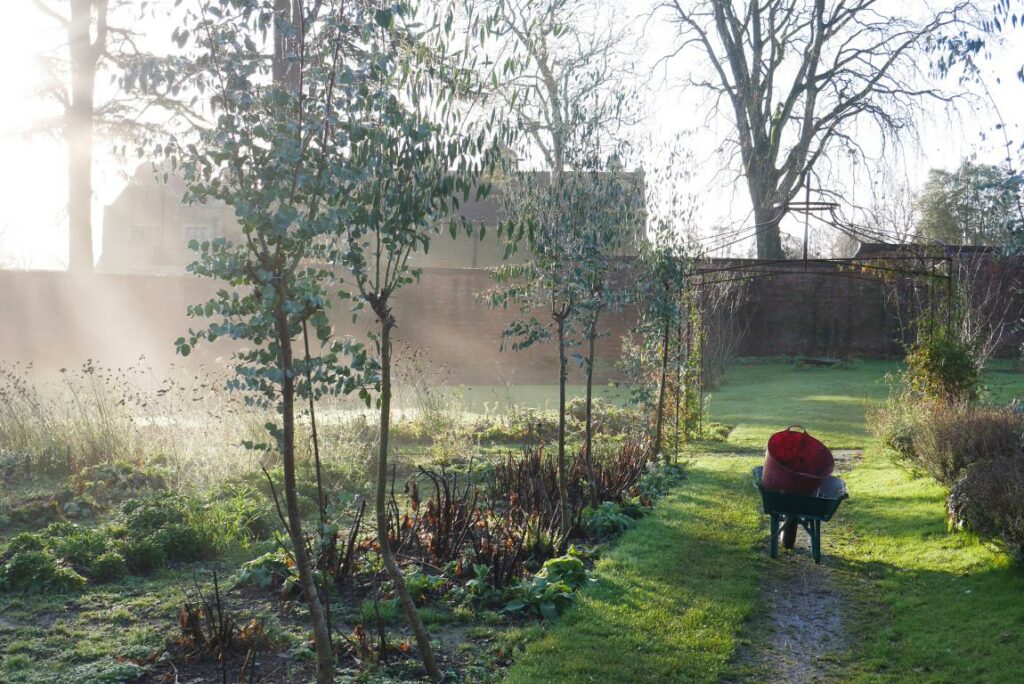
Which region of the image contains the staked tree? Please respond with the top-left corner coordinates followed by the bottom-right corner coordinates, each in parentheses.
top-left (164, 2), bottom-right (388, 681)
top-left (326, 4), bottom-right (503, 680)
top-left (486, 0), bottom-right (638, 527)
top-left (573, 159), bottom-right (644, 505)
top-left (656, 0), bottom-right (968, 259)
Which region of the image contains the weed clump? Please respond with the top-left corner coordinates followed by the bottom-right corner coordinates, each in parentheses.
top-left (90, 551), bottom-right (128, 583)
top-left (0, 547), bottom-right (86, 593)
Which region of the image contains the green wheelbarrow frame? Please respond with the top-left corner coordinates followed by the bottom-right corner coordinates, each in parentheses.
top-left (752, 466), bottom-right (849, 563)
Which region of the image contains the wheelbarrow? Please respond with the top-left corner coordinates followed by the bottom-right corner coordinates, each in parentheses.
top-left (753, 465), bottom-right (848, 563)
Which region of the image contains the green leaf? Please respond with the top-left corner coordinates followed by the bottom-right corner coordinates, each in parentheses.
top-left (374, 9), bottom-right (393, 28)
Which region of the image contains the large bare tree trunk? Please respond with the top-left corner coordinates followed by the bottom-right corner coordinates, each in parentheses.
top-left (373, 307), bottom-right (442, 683)
top-left (66, 0), bottom-right (102, 274)
top-left (752, 200), bottom-right (785, 261)
top-left (274, 303), bottom-right (334, 684)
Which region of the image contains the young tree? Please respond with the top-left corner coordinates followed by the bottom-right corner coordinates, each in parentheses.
top-left (644, 238), bottom-right (688, 461)
top-left (486, 0), bottom-right (637, 526)
top-left (656, 0), bottom-right (968, 259)
top-left (491, 173), bottom-right (585, 534)
top-left (574, 161), bottom-right (643, 504)
top-left (328, 4), bottom-right (502, 680)
top-left (165, 3), bottom-right (379, 681)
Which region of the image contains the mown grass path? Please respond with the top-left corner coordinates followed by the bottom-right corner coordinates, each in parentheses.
top-left (505, 362), bottom-right (1024, 683)
top-left (505, 454), bottom-right (764, 683)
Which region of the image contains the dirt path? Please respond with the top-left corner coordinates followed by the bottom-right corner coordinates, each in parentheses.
top-left (727, 450), bottom-right (861, 683)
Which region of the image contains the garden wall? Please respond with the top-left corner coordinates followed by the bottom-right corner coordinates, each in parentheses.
top-left (0, 261), bottom-right (1019, 384)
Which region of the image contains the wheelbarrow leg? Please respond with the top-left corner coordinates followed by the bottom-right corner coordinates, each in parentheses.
top-left (781, 516), bottom-right (799, 549)
top-left (769, 514), bottom-right (779, 558)
top-left (811, 519), bottom-right (821, 563)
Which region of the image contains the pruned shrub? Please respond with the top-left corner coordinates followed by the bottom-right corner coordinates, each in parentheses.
top-left (904, 404), bottom-right (1024, 486)
top-left (948, 457), bottom-right (1024, 557)
top-left (75, 460), bottom-right (167, 507)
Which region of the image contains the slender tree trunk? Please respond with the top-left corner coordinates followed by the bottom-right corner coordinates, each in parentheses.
top-left (67, 0), bottom-right (99, 274)
top-left (302, 320), bottom-right (331, 646)
top-left (374, 308), bottom-right (442, 683)
top-left (653, 315), bottom-right (671, 462)
top-left (274, 305), bottom-right (333, 684)
top-left (674, 308), bottom-right (683, 463)
top-left (583, 307), bottom-right (601, 507)
top-left (556, 312), bottom-right (571, 540)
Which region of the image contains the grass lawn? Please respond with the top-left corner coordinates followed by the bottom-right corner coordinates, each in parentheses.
top-left (505, 360), bottom-right (1024, 683)
top-left (505, 454), bottom-right (764, 684)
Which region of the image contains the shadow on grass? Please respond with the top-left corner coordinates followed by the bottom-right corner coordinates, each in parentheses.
top-left (504, 460), bottom-right (764, 684)
top-left (821, 550), bottom-right (1024, 682)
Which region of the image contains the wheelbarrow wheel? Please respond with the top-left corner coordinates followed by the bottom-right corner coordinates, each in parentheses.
top-left (781, 516), bottom-right (799, 549)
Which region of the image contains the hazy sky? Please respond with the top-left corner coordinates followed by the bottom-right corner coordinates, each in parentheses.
top-left (1, 0), bottom-right (1021, 268)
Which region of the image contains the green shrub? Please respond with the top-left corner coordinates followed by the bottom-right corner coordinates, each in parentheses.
top-left (5, 532), bottom-right (45, 555)
top-left (90, 551), bottom-right (128, 583)
top-left (398, 568), bottom-right (446, 604)
top-left (503, 548), bottom-right (591, 620)
top-left (121, 496), bottom-right (183, 531)
top-left (151, 524), bottom-right (203, 563)
top-left (117, 537), bottom-right (165, 574)
top-left (359, 596), bottom-right (401, 625)
top-left (237, 548), bottom-right (293, 589)
top-left (236, 548), bottom-right (305, 598)
top-left (905, 329), bottom-right (981, 403)
top-left (205, 485), bottom-right (275, 542)
top-left (45, 524), bottom-right (109, 572)
top-left (460, 563), bottom-right (501, 605)
top-left (68, 657), bottom-right (147, 684)
top-left (0, 549), bottom-right (86, 593)
top-left (582, 502), bottom-right (635, 538)
top-left (637, 462), bottom-right (688, 501)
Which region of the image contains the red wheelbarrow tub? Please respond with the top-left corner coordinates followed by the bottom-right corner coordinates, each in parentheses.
top-left (762, 425), bottom-right (834, 495)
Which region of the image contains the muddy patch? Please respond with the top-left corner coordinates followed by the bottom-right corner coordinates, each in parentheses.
top-left (728, 450), bottom-right (861, 683)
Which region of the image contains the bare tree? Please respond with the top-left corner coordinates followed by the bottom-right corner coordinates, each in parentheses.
top-left (951, 249), bottom-right (1022, 367)
top-left (657, 0), bottom-right (967, 259)
top-left (863, 175), bottom-right (918, 245)
top-left (33, 0), bottom-right (187, 274)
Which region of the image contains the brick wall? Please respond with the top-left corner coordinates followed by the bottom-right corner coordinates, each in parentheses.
top-left (1, 260), bottom-right (1019, 383)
